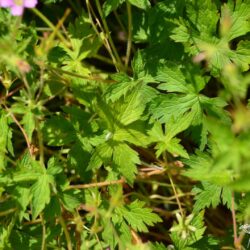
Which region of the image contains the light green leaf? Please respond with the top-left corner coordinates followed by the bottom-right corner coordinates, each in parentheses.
top-left (0, 111), bottom-right (9, 171)
top-left (192, 182), bottom-right (232, 213)
top-left (113, 143), bottom-right (140, 185)
top-left (87, 142), bottom-right (113, 170)
top-left (31, 174), bottom-right (51, 219)
top-left (117, 200), bottom-right (162, 232)
top-left (128, 0), bottom-right (150, 10)
top-left (22, 111), bottom-right (35, 141)
top-left (166, 138), bottom-right (189, 159)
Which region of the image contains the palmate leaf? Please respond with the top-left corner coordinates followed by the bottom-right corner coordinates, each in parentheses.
top-left (116, 200), bottom-right (162, 232)
top-left (150, 62), bottom-right (207, 124)
top-left (171, 0), bottom-right (250, 76)
top-left (149, 112), bottom-right (194, 158)
top-left (150, 61), bottom-right (230, 149)
top-left (222, 0), bottom-right (250, 41)
top-left (59, 13), bottom-right (102, 75)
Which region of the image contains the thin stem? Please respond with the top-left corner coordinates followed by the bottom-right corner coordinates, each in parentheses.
top-left (21, 73), bottom-right (32, 100)
top-left (114, 10), bottom-right (126, 32)
top-left (58, 216), bottom-right (73, 250)
top-left (92, 54), bottom-right (115, 65)
top-left (125, 2), bottom-right (132, 69)
top-left (2, 104), bottom-right (33, 156)
top-left (67, 178), bottom-right (125, 190)
top-left (45, 8), bottom-right (71, 51)
top-left (31, 8), bottom-right (70, 47)
top-left (36, 118), bottom-right (44, 165)
top-left (231, 192), bottom-right (240, 249)
top-left (168, 173), bottom-right (184, 217)
top-left (40, 214), bottom-right (47, 250)
top-left (0, 208), bottom-right (17, 217)
top-left (86, 0), bottom-right (120, 71)
top-left (94, 0), bottom-right (124, 71)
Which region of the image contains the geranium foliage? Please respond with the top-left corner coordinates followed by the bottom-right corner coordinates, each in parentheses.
top-left (0, 0), bottom-right (250, 249)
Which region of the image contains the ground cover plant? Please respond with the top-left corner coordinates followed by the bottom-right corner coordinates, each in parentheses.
top-left (0, 0), bottom-right (250, 249)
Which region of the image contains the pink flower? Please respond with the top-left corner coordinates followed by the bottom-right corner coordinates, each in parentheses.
top-left (0, 0), bottom-right (37, 16)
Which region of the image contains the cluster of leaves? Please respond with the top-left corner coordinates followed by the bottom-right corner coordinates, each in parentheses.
top-left (0, 0), bottom-right (250, 249)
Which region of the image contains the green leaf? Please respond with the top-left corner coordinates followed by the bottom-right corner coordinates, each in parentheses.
top-left (21, 111), bottom-right (35, 141)
top-left (47, 157), bottom-right (63, 176)
top-left (31, 174), bottom-right (51, 219)
top-left (113, 120), bottom-right (150, 146)
top-left (184, 151), bottom-right (232, 185)
top-left (148, 242), bottom-right (167, 250)
top-left (222, 0), bottom-right (250, 41)
top-left (171, 1), bottom-right (250, 76)
top-left (170, 211), bottom-right (206, 249)
top-left (149, 112), bottom-right (194, 158)
top-left (113, 143), bottom-right (140, 185)
top-left (128, 0), bottom-right (150, 10)
top-left (103, 0), bottom-right (125, 16)
top-left (0, 111), bottom-right (9, 171)
top-left (117, 200), bottom-right (162, 232)
top-left (87, 142), bottom-right (113, 170)
top-left (60, 191), bottom-right (81, 212)
top-left (192, 182), bottom-right (231, 213)
top-left (150, 94), bottom-right (200, 123)
top-left (105, 75), bottom-right (137, 102)
top-left (42, 116), bottom-right (75, 146)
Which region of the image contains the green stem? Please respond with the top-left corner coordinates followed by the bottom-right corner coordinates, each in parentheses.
top-left (31, 8), bottom-right (70, 47)
top-left (41, 215), bottom-right (47, 250)
top-left (36, 118), bottom-right (44, 165)
top-left (168, 173), bottom-right (184, 217)
top-left (92, 54), bottom-right (115, 65)
top-left (59, 216), bottom-right (73, 250)
top-left (0, 208), bottom-right (17, 217)
top-left (86, 0), bottom-right (120, 71)
top-left (125, 2), bottom-right (132, 69)
top-left (94, 0), bottom-right (124, 71)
